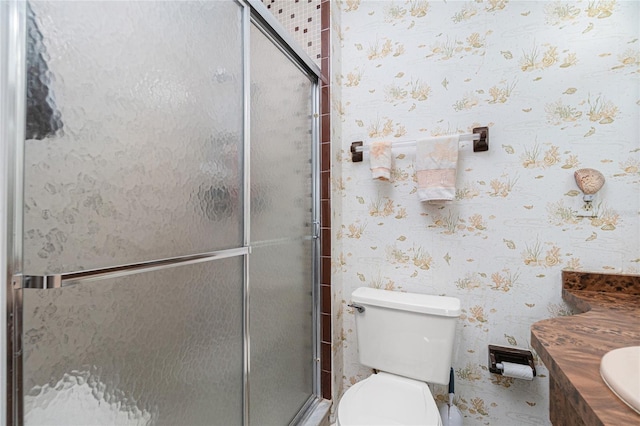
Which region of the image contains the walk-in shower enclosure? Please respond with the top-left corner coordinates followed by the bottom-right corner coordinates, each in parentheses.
top-left (1, 1), bottom-right (322, 424)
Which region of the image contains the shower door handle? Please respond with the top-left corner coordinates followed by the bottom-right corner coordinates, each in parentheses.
top-left (20, 274), bottom-right (62, 289)
top-left (15, 247), bottom-right (249, 289)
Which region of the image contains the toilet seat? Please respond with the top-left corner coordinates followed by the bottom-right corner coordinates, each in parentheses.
top-left (337, 372), bottom-right (443, 426)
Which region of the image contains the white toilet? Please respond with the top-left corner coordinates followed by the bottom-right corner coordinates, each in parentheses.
top-left (337, 287), bottom-right (461, 426)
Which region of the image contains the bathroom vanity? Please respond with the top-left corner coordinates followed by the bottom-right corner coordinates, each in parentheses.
top-left (531, 270), bottom-right (640, 425)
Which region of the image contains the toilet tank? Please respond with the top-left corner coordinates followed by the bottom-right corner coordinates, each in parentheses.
top-left (351, 287), bottom-right (461, 385)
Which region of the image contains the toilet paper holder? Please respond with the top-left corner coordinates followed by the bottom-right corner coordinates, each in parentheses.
top-left (488, 344), bottom-right (536, 377)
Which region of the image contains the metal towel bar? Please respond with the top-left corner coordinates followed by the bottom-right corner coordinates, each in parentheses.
top-left (350, 126), bottom-right (489, 162)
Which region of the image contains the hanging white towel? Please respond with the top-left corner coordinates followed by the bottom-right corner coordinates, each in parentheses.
top-left (415, 135), bottom-right (460, 203)
top-left (369, 141), bottom-right (392, 181)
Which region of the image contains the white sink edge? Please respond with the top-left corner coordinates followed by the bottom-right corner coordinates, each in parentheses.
top-left (600, 346), bottom-right (640, 415)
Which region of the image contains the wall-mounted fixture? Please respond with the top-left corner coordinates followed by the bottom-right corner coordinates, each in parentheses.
top-left (574, 168), bottom-right (605, 213)
top-left (488, 345), bottom-right (536, 381)
top-left (349, 126), bottom-right (489, 163)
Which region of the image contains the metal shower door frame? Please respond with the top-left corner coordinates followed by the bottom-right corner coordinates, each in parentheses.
top-left (1, 0), bottom-right (27, 424)
top-left (247, 2), bottom-right (323, 423)
top-left (1, 0), bottom-right (322, 424)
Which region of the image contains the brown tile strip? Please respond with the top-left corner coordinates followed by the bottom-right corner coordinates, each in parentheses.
top-left (321, 370), bottom-right (331, 399)
top-left (319, 0), bottom-right (331, 401)
top-left (320, 170), bottom-right (330, 199)
top-left (321, 312), bottom-right (331, 343)
top-left (321, 199), bottom-right (331, 229)
top-left (321, 113), bottom-right (330, 144)
top-left (321, 86), bottom-right (330, 113)
top-left (321, 141), bottom-right (331, 172)
top-left (321, 341), bottom-right (331, 371)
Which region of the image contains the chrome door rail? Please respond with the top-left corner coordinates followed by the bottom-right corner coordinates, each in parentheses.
top-left (2, 0), bottom-right (26, 424)
top-left (15, 246), bottom-right (250, 289)
top-left (241, 3), bottom-right (251, 425)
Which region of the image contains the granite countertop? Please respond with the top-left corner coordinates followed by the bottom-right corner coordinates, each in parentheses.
top-left (531, 270), bottom-right (640, 425)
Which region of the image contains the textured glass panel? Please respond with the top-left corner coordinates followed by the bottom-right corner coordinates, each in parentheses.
top-left (249, 24), bottom-right (316, 424)
top-left (249, 241), bottom-right (314, 425)
top-left (250, 25), bottom-right (314, 243)
top-left (23, 1), bottom-right (244, 274)
top-left (22, 256), bottom-right (244, 426)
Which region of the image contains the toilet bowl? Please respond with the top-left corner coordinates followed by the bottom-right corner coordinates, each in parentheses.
top-left (337, 372), bottom-right (442, 426)
top-left (337, 287), bottom-right (460, 426)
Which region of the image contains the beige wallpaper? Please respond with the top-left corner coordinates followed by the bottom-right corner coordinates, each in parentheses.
top-left (332, 0), bottom-right (639, 424)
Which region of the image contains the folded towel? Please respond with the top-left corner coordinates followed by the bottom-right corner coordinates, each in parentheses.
top-left (370, 141), bottom-right (392, 181)
top-left (415, 135), bottom-right (460, 203)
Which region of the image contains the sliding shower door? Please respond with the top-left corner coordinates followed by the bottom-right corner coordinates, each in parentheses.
top-left (249, 23), bottom-right (317, 425)
top-left (18, 1), bottom-right (246, 424)
top-left (6, 0), bottom-right (320, 425)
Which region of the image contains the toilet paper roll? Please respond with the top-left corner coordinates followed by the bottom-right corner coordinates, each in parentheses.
top-left (498, 362), bottom-right (534, 380)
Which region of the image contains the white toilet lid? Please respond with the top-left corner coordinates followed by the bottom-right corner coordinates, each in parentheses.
top-left (338, 372), bottom-right (442, 426)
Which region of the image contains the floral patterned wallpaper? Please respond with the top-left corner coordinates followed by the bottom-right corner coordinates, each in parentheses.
top-left (331, 0), bottom-right (639, 424)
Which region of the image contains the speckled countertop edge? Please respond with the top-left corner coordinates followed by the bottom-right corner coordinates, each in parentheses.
top-left (531, 270), bottom-right (640, 425)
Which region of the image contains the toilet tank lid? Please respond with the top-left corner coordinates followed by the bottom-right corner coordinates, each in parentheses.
top-left (352, 287), bottom-right (461, 317)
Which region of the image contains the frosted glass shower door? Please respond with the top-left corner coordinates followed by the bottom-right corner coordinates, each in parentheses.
top-left (23, 1), bottom-right (244, 274)
top-left (22, 257), bottom-right (245, 425)
top-left (19, 1), bottom-right (246, 425)
top-left (249, 23), bottom-right (317, 425)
